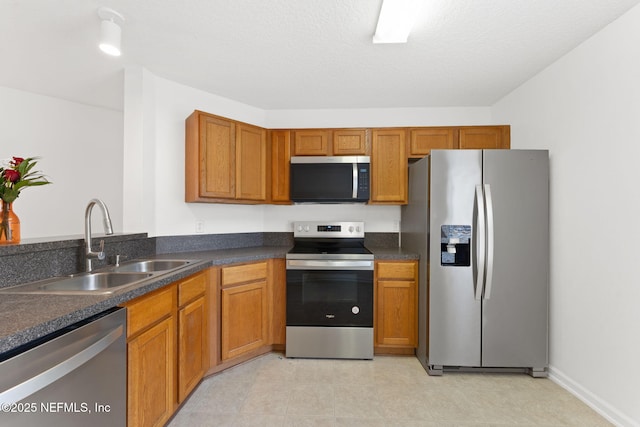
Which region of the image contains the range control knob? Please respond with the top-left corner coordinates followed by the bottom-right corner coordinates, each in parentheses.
top-left (304, 225), bottom-right (310, 232)
top-left (352, 306), bottom-right (360, 315)
top-left (348, 226), bottom-right (354, 233)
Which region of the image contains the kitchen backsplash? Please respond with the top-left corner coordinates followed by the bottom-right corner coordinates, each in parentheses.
top-left (0, 234), bottom-right (154, 289)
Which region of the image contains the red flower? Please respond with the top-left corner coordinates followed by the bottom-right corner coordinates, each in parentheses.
top-left (3, 169), bottom-right (20, 183)
top-left (11, 157), bottom-right (24, 167)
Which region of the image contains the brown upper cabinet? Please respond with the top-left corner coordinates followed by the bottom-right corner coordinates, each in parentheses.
top-left (236, 123), bottom-right (267, 201)
top-left (186, 111), bottom-right (267, 203)
top-left (291, 129), bottom-right (370, 156)
top-left (292, 130), bottom-right (330, 155)
top-left (186, 110), bottom-right (509, 206)
top-left (409, 126), bottom-right (510, 158)
top-left (270, 130), bottom-right (291, 204)
top-left (371, 128), bottom-right (407, 204)
top-left (458, 126), bottom-right (510, 150)
top-left (333, 129), bottom-right (369, 155)
top-left (409, 127), bottom-right (456, 157)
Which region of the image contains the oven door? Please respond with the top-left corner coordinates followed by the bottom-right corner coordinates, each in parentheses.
top-left (286, 261), bottom-right (373, 327)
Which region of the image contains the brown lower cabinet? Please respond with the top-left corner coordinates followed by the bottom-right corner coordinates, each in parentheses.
top-left (177, 272), bottom-right (208, 402)
top-left (122, 270), bottom-right (209, 427)
top-left (374, 260), bottom-right (418, 355)
top-left (207, 259), bottom-right (286, 374)
top-left (221, 278), bottom-right (269, 360)
top-left (123, 257), bottom-right (416, 424)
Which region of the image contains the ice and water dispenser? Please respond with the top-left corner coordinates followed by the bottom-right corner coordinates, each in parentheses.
top-left (440, 225), bottom-right (471, 266)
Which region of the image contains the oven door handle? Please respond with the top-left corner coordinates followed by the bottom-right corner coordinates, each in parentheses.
top-left (286, 260), bottom-right (374, 270)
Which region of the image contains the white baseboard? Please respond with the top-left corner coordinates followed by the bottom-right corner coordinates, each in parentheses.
top-left (549, 365), bottom-right (638, 427)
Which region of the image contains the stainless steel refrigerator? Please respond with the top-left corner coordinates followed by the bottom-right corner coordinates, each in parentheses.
top-left (401, 149), bottom-right (549, 377)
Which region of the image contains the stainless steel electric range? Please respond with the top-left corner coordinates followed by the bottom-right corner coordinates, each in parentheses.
top-left (285, 221), bottom-right (374, 360)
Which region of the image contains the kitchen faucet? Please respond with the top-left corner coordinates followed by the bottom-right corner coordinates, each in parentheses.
top-left (84, 198), bottom-right (114, 271)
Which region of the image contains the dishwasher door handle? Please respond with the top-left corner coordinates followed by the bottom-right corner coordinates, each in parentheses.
top-left (0, 324), bottom-right (123, 405)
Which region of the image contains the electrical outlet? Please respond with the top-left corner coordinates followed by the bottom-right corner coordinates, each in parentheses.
top-left (195, 221), bottom-right (205, 234)
top-left (393, 220), bottom-right (400, 232)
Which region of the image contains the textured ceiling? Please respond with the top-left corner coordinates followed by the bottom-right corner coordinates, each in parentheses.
top-left (2, 0), bottom-right (639, 111)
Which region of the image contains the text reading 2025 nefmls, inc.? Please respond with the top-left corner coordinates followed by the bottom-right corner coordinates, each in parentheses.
top-left (1, 402), bottom-right (112, 414)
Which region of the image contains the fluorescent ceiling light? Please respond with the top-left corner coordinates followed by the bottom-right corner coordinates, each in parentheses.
top-left (97, 7), bottom-right (125, 56)
top-left (373, 0), bottom-right (421, 44)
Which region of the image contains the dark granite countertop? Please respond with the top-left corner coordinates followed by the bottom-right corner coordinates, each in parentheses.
top-left (0, 246), bottom-right (289, 355)
top-left (367, 246), bottom-right (419, 260)
top-left (0, 244), bottom-right (417, 355)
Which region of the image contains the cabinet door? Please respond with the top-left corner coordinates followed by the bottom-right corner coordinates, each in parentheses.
top-left (269, 259), bottom-right (287, 345)
top-left (409, 128), bottom-right (456, 158)
top-left (128, 317), bottom-right (175, 427)
top-left (207, 267), bottom-right (220, 371)
top-left (178, 297), bottom-right (207, 402)
top-left (333, 129), bottom-right (368, 155)
top-left (371, 129), bottom-right (407, 204)
top-left (200, 115), bottom-right (236, 199)
top-left (270, 130), bottom-right (291, 203)
top-left (376, 280), bottom-right (417, 347)
top-left (293, 130), bottom-right (329, 155)
top-left (221, 281), bottom-right (269, 360)
top-left (236, 123), bottom-right (267, 201)
top-left (375, 261), bottom-right (418, 351)
top-left (458, 126), bottom-right (510, 149)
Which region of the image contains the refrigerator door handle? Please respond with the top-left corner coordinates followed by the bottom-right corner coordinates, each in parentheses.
top-left (484, 184), bottom-right (495, 299)
top-left (474, 185), bottom-right (486, 300)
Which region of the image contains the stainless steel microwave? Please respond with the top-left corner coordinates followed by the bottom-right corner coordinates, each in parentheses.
top-left (290, 156), bottom-right (370, 203)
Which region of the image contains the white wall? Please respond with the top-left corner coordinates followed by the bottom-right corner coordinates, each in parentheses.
top-left (124, 69), bottom-right (494, 236)
top-left (0, 86), bottom-right (123, 239)
top-left (266, 106), bottom-right (493, 129)
top-left (492, 4), bottom-right (640, 426)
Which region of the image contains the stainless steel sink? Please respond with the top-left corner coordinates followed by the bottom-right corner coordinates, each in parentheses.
top-left (0, 258), bottom-right (199, 295)
top-left (0, 272), bottom-right (154, 295)
top-left (111, 259), bottom-right (192, 273)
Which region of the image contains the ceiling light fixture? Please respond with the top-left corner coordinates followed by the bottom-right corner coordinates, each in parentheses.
top-left (373, 0), bottom-right (421, 44)
top-left (97, 7), bottom-right (125, 56)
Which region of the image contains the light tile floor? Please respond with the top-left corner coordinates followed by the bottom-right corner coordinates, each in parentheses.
top-left (168, 352), bottom-right (611, 426)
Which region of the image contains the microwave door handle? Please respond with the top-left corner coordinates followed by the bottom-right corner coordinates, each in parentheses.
top-left (352, 163), bottom-right (358, 199)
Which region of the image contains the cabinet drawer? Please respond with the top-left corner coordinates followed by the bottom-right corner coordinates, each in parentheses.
top-left (376, 261), bottom-right (416, 280)
top-left (124, 285), bottom-right (176, 338)
top-left (222, 262), bottom-right (268, 286)
top-left (178, 271), bottom-right (207, 307)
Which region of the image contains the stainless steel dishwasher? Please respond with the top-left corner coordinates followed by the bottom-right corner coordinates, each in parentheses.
top-left (0, 307), bottom-right (126, 427)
